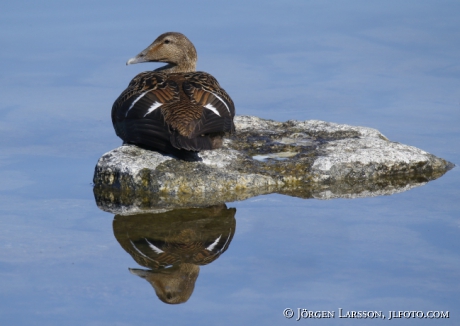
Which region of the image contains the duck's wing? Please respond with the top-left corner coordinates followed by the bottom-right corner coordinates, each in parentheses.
top-left (182, 72), bottom-right (235, 137)
top-left (112, 72), bottom-right (192, 156)
top-left (112, 72), bottom-right (179, 123)
top-left (112, 72), bottom-right (176, 145)
top-left (112, 71), bottom-right (235, 156)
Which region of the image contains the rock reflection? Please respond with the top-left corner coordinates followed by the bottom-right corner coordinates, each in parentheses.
top-left (113, 204), bottom-right (236, 304)
top-left (94, 173), bottom-right (446, 212)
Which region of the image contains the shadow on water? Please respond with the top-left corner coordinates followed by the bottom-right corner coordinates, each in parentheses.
top-left (112, 205), bottom-right (236, 304)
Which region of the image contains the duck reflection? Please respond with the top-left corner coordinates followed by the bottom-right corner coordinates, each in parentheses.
top-left (113, 204), bottom-right (236, 304)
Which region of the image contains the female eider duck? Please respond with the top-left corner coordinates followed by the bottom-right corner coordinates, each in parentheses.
top-left (112, 32), bottom-right (235, 161)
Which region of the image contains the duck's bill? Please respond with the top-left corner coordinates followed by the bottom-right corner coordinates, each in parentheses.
top-left (126, 54), bottom-right (147, 65)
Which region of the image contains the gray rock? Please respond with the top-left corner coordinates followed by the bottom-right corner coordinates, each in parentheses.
top-left (93, 116), bottom-right (453, 212)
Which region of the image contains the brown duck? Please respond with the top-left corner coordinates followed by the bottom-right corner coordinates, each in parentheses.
top-left (112, 32), bottom-right (235, 161)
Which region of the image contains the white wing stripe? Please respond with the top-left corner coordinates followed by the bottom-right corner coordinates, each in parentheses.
top-left (220, 229), bottom-right (232, 252)
top-left (204, 103), bottom-right (221, 117)
top-left (145, 238), bottom-right (164, 254)
top-left (129, 240), bottom-right (156, 261)
top-left (126, 91), bottom-right (149, 117)
top-left (210, 91), bottom-right (231, 115)
top-left (143, 101), bottom-right (163, 117)
top-left (206, 235), bottom-right (222, 251)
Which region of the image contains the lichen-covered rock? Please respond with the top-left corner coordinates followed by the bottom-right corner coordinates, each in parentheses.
top-left (93, 115), bottom-right (453, 211)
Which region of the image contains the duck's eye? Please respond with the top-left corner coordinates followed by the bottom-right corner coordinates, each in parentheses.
top-left (164, 39), bottom-right (171, 44)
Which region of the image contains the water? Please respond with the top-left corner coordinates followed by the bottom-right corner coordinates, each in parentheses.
top-left (1, 1), bottom-right (459, 325)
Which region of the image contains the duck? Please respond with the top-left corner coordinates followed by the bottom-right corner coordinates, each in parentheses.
top-left (112, 32), bottom-right (235, 161)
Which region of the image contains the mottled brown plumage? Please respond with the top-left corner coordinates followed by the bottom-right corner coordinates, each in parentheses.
top-left (112, 32), bottom-right (235, 161)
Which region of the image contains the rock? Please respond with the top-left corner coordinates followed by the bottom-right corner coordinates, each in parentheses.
top-left (93, 116), bottom-right (453, 212)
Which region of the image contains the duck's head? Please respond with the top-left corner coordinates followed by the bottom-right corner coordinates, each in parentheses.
top-left (126, 32), bottom-right (197, 73)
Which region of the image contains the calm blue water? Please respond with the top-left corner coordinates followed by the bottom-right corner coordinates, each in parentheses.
top-left (1, 1), bottom-right (459, 325)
